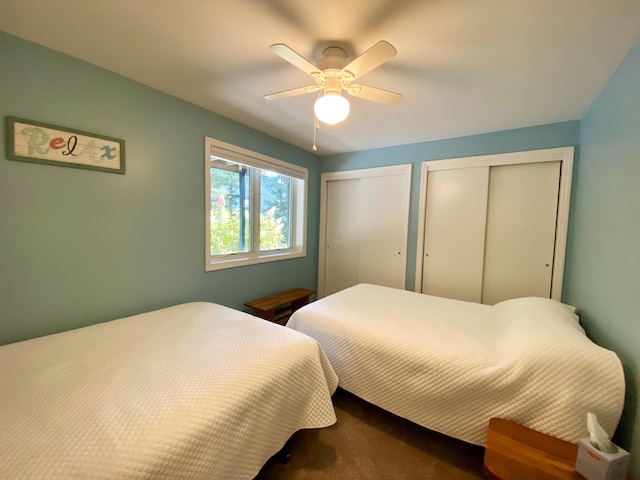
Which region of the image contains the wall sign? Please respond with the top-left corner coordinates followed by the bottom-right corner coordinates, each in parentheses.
top-left (6, 116), bottom-right (125, 174)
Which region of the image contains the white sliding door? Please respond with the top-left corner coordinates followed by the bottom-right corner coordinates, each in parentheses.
top-left (357, 174), bottom-right (408, 290)
top-left (482, 161), bottom-right (561, 304)
top-left (421, 167), bottom-right (489, 303)
top-left (320, 165), bottom-right (411, 298)
top-left (416, 147), bottom-right (573, 304)
top-left (324, 178), bottom-right (361, 295)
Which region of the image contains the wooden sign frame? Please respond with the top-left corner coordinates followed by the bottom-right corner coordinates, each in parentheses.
top-left (6, 116), bottom-right (125, 174)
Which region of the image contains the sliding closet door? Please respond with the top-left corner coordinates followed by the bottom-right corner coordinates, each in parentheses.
top-left (481, 161), bottom-right (561, 305)
top-left (416, 147), bottom-right (573, 304)
top-left (421, 167), bottom-right (489, 302)
top-left (324, 178), bottom-right (361, 296)
top-left (320, 165), bottom-right (411, 297)
top-left (357, 174), bottom-right (408, 290)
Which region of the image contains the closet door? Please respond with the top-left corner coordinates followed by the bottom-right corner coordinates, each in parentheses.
top-left (421, 167), bottom-right (489, 302)
top-left (416, 148), bottom-right (572, 304)
top-left (481, 161), bottom-right (561, 304)
top-left (357, 174), bottom-right (407, 290)
top-left (324, 178), bottom-right (361, 295)
top-left (321, 165), bottom-right (411, 297)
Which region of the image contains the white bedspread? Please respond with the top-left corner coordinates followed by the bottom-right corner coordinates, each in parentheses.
top-left (0, 302), bottom-right (338, 479)
top-left (287, 283), bottom-right (625, 446)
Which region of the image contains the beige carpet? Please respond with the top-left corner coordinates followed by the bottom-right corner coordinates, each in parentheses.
top-left (255, 388), bottom-right (486, 479)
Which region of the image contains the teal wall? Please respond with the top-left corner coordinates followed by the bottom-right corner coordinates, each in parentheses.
top-left (564, 38), bottom-right (640, 475)
top-left (0, 32), bottom-right (321, 345)
top-left (321, 122), bottom-right (581, 290)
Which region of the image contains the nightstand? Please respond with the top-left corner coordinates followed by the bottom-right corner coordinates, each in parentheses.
top-left (484, 418), bottom-right (632, 480)
top-left (244, 288), bottom-right (315, 325)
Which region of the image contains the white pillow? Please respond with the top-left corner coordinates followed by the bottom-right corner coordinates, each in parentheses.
top-left (493, 296), bottom-right (585, 336)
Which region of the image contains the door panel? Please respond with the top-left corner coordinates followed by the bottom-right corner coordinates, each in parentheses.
top-left (358, 175), bottom-right (407, 289)
top-left (482, 161), bottom-right (561, 304)
top-left (421, 167), bottom-right (489, 302)
top-left (324, 179), bottom-right (361, 296)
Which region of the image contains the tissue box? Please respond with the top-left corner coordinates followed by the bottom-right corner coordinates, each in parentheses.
top-left (575, 437), bottom-right (630, 480)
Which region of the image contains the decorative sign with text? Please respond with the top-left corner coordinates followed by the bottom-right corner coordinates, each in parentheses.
top-left (6, 116), bottom-right (125, 174)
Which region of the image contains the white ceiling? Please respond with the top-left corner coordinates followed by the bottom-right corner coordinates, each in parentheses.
top-left (1, 0), bottom-right (639, 156)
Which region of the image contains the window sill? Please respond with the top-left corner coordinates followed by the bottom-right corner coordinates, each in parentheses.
top-left (205, 249), bottom-right (305, 271)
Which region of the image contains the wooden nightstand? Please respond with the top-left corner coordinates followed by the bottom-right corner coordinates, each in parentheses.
top-left (484, 418), bottom-right (632, 480)
top-left (244, 288), bottom-right (315, 325)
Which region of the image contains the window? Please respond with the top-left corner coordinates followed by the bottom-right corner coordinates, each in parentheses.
top-left (205, 137), bottom-right (307, 271)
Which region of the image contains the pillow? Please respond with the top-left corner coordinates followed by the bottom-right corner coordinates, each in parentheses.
top-left (493, 296), bottom-right (585, 336)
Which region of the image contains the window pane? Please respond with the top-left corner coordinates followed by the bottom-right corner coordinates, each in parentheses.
top-left (210, 165), bottom-right (250, 255)
top-left (260, 170), bottom-right (291, 251)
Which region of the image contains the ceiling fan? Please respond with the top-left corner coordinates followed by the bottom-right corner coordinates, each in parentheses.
top-left (265, 41), bottom-right (403, 126)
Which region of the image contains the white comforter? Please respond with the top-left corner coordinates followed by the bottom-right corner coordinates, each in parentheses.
top-left (0, 302), bottom-right (338, 479)
top-left (287, 283), bottom-right (625, 446)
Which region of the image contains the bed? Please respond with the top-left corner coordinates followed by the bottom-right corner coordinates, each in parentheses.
top-left (287, 283), bottom-right (625, 446)
top-left (0, 302), bottom-right (338, 479)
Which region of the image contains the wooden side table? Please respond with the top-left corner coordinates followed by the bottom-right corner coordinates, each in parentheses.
top-left (244, 288), bottom-right (315, 325)
top-left (484, 418), bottom-right (632, 480)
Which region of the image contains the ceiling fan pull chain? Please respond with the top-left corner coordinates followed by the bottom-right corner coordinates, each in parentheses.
top-left (312, 116), bottom-right (319, 151)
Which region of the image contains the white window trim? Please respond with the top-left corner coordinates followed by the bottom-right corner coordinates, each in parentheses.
top-left (204, 137), bottom-right (307, 271)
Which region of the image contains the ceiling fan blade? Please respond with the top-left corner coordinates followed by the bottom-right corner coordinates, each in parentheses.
top-left (264, 85), bottom-right (321, 101)
top-left (342, 40), bottom-right (397, 80)
top-left (347, 84), bottom-right (403, 105)
top-left (270, 44), bottom-right (322, 77)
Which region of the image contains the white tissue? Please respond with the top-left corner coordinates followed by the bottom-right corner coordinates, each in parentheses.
top-left (587, 412), bottom-right (618, 454)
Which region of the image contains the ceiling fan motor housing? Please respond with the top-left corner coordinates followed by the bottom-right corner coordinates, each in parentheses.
top-left (316, 46), bottom-right (348, 70)
top-left (315, 47), bottom-right (354, 92)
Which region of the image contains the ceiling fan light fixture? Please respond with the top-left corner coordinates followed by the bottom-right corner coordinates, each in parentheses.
top-left (314, 92), bottom-right (350, 125)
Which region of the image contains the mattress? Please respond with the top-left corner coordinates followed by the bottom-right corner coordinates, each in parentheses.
top-left (287, 283), bottom-right (625, 446)
top-left (0, 302), bottom-right (338, 479)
